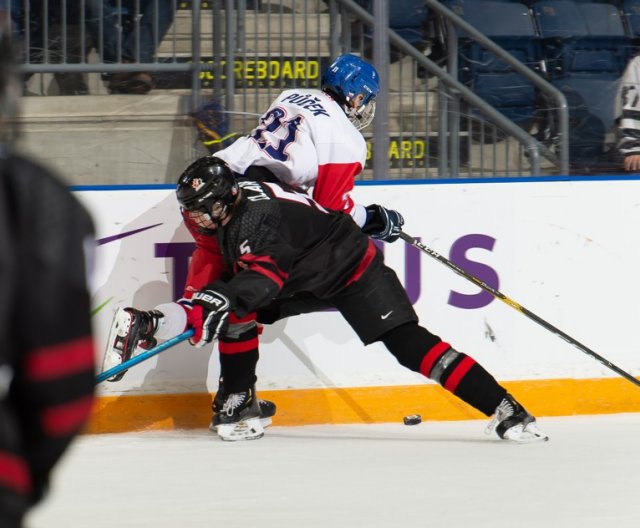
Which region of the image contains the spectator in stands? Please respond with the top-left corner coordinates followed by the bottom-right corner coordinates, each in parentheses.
top-left (0, 30), bottom-right (96, 527)
top-left (616, 53), bottom-right (640, 172)
top-left (9, 1), bottom-right (90, 94)
top-left (86, 0), bottom-right (175, 94)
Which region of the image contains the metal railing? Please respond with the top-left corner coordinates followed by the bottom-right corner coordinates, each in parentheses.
top-left (211, 0), bottom-right (564, 178)
top-left (424, 0), bottom-right (569, 175)
top-left (329, 0), bottom-right (568, 177)
top-left (10, 0), bottom-right (203, 108)
top-left (6, 0), bottom-right (568, 182)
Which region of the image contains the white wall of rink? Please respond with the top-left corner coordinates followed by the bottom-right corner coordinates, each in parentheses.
top-left (79, 178), bottom-right (640, 396)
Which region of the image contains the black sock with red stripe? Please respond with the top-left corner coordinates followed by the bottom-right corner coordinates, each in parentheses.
top-left (218, 325), bottom-right (259, 393)
top-left (381, 323), bottom-right (506, 416)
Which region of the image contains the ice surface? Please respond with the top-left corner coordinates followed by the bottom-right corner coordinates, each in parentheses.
top-left (27, 414), bottom-right (640, 528)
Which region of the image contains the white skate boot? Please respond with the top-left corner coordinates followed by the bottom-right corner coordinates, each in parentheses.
top-left (101, 307), bottom-right (163, 382)
top-left (216, 386), bottom-right (264, 441)
top-left (485, 393), bottom-right (549, 443)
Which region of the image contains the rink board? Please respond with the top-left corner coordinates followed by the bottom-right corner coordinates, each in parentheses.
top-left (78, 176), bottom-right (640, 432)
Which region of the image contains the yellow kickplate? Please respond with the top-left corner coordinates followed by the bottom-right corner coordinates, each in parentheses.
top-left (86, 377), bottom-right (640, 434)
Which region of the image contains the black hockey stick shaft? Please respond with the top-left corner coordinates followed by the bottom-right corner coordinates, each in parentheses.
top-left (400, 231), bottom-right (640, 388)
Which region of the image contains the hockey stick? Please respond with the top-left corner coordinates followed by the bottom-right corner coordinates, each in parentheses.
top-left (95, 329), bottom-right (194, 385)
top-left (400, 231), bottom-right (640, 389)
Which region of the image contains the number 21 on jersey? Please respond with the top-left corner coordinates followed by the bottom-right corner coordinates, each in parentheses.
top-left (250, 107), bottom-right (303, 162)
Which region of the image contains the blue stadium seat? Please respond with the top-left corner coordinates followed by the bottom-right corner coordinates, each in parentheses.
top-left (532, 0), bottom-right (629, 78)
top-left (443, 0), bottom-right (542, 125)
top-left (530, 1), bottom-right (626, 163)
top-left (620, 0), bottom-right (640, 37)
top-left (619, 0), bottom-right (640, 61)
top-left (389, 0), bottom-right (430, 48)
top-left (355, 0), bottom-right (429, 50)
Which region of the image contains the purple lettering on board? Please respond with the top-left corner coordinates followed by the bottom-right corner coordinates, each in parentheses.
top-left (447, 234), bottom-right (498, 309)
top-left (405, 240), bottom-right (421, 304)
top-left (155, 237), bottom-right (424, 309)
top-left (373, 239), bottom-right (421, 305)
top-left (155, 242), bottom-right (196, 299)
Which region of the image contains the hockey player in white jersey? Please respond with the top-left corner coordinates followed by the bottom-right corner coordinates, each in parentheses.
top-left (617, 54), bottom-right (640, 172)
top-left (214, 53), bottom-right (380, 227)
top-left (102, 55), bottom-right (405, 437)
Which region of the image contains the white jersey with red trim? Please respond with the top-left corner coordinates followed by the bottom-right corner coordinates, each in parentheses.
top-left (213, 89), bottom-right (367, 216)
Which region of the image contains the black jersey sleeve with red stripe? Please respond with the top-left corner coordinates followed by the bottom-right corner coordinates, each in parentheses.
top-left (218, 180), bottom-right (371, 315)
top-left (220, 193), bottom-right (297, 315)
top-left (0, 154), bottom-right (95, 513)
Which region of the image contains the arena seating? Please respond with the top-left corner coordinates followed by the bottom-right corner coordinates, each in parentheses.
top-left (443, 0), bottom-right (542, 126)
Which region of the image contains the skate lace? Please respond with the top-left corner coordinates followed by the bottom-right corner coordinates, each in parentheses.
top-left (141, 311), bottom-right (161, 338)
top-left (484, 398), bottom-right (515, 435)
top-left (222, 393), bottom-right (247, 416)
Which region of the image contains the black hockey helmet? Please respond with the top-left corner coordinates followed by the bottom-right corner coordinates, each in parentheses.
top-left (176, 156), bottom-right (239, 222)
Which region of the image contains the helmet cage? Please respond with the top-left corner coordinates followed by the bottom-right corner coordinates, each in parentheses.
top-left (347, 99), bottom-right (376, 131)
top-left (176, 157), bottom-right (239, 227)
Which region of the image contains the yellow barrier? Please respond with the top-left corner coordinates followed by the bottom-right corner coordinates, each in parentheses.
top-left (87, 377), bottom-right (640, 434)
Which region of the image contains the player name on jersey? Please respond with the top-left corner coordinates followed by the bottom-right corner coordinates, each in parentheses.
top-left (155, 57), bottom-right (332, 89)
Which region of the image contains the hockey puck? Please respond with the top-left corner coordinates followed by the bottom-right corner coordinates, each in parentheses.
top-left (403, 414), bottom-right (422, 426)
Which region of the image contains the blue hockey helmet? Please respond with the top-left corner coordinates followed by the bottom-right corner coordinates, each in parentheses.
top-left (321, 54), bottom-right (380, 130)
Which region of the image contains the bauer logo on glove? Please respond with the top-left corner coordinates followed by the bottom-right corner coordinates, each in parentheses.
top-left (192, 290), bottom-right (230, 310)
top-left (190, 283), bottom-right (234, 347)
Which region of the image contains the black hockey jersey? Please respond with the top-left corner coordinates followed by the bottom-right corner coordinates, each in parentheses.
top-left (0, 151), bottom-right (95, 523)
top-left (218, 180), bottom-right (375, 316)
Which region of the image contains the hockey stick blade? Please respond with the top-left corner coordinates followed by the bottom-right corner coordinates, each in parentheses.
top-left (400, 231), bottom-right (640, 389)
top-left (95, 329), bottom-right (194, 385)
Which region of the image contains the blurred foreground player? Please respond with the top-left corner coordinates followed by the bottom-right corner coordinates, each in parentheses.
top-left (117, 157), bottom-right (549, 443)
top-left (0, 31), bottom-right (96, 527)
top-left (103, 54), bottom-right (403, 433)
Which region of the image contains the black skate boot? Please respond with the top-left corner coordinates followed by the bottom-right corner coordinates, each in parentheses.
top-left (210, 378), bottom-right (276, 432)
top-left (216, 386), bottom-right (264, 441)
top-left (485, 393), bottom-right (549, 443)
top-left (101, 308), bottom-right (164, 382)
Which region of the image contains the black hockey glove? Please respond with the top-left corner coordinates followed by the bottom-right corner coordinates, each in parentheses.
top-left (362, 204), bottom-right (405, 243)
top-left (190, 282), bottom-right (234, 348)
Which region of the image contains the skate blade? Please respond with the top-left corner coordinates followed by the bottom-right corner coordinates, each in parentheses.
top-left (484, 415), bottom-right (499, 436)
top-left (100, 308), bottom-right (133, 382)
top-left (209, 416), bottom-right (272, 433)
top-left (502, 422), bottom-right (549, 443)
top-left (217, 417), bottom-right (265, 441)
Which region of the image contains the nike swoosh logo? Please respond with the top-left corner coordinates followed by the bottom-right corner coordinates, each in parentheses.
top-left (91, 223), bottom-right (163, 317)
top-left (97, 223), bottom-right (163, 245)
top-left (381, 311), bottom-right (393, 320)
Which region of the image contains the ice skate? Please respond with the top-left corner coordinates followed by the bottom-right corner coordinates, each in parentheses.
top-left (101, 308), bottom-right (163, 382)
top-left (485, 393), bottom-right (549, 443)
top-left (216, 387), bottom-right (264, 441)
top-left (209, 379), bottom-right (276, 432)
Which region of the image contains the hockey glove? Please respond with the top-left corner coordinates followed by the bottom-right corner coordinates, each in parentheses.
top-left (362, 204), bottom-right (405, 243)
top-left (190, 283), bottom-right (234, 348)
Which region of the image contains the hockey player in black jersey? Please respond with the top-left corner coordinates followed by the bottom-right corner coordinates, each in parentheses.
top-left (129, 156), bottom-right (549, 443)
top-left (0, 32), bottom-right (96, 527)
